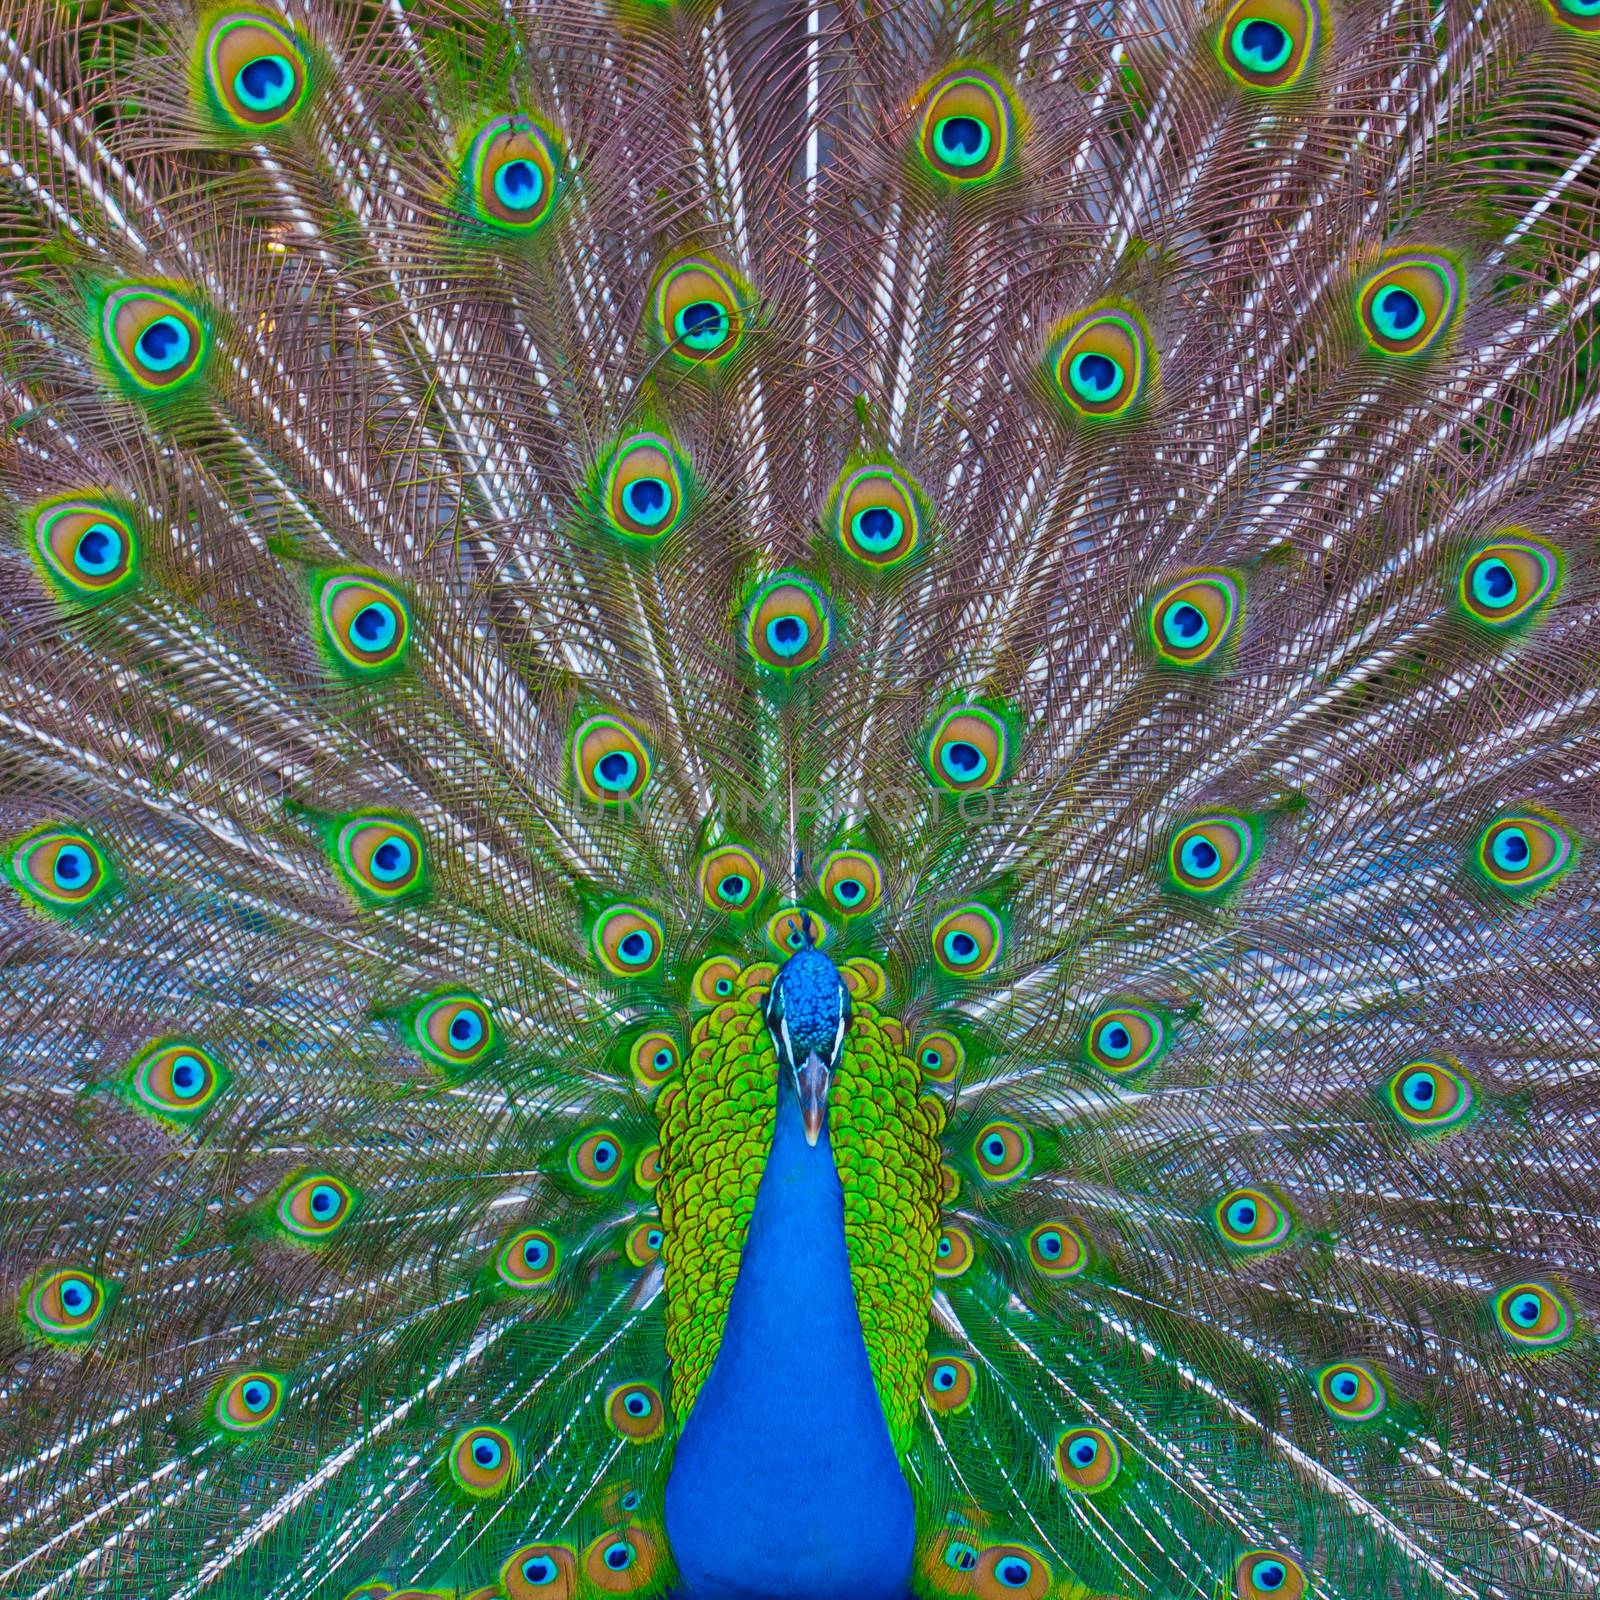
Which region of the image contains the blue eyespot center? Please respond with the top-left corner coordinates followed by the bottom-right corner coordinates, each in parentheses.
top-left (1071, 1438), bottom-right (1098, 1466)
top-left (1229, 1200), bottom-right (1257, 1231)
top-left (719, 874), bottom-right (748, 901)
top-left (62, 1280), bottom-right (89, 1311)
top-left (1101, 1023), bottom-right (1131, 1057)
top-left (716, 976), bottom-right (734, 992)
top-left (243, 1381), bottom-right (270, 1411)
top-left (235, 53), bottom-right (293, 111)
top-left (854, 505), bottom-right (901, 549)
top-left (594, 1142), bottom-right (617, 1169)
top-left (1233, 17), bottom-right (1292, 70)
top-left (605, 1540), bottom-right (633, 1570)
top-left (653, 1048), bottom-right (673, 1069)
top-left (1493, 828), bottom-right (1530, 869)
top-left (945, 931), bottom-right (978, 961)
top-left (136, 316), bottom-right (192, 372)
top-left (74, 524), bottom-right (123, 575)
top-left (623, 477), bottom-right (670, 525)
top-left (677, 300), bottom-right (728, 351)
top-left (370, 837), bottom-right (412, 881)
top-left (172, 1057), bottom-right (201, 1093)
top-left (625, 1392), bottom-right (651, 1416)
top-left (836, 878), bottom-right (864, 904)
top-left (997, 1557), bottom-right (1032, 1588)
top-left (937, 1237), bottom-right (952, 1257)
top-left (450, 1011), bottom-right (484, 1046)
top-left (647, 1230), bottom-right (663, 1249)
top-left (351, 603), bottom-right (396, 649)
top-left (1403, 1072), bottom-right (1435, 1108)
top-left (493, 158), bottom-right (543, 211)
top-left (1165, 602), bottom-right (1207, 644)
top-left (934, 115), bottom-right (990, 167)
top-left (53, 846), bottom-right (90, 887)
top-left (595, 751), bottom-right (638, 791)
top-left (473, 1438), bottom-right (502, 1467)
top-left (523, 1239), bottom-right (548, 1268)
top-left (1182, 837), bottom-right (1220, 876)
top-left (619, 931), bottom-right (652, 962)
top-left (1070, 350), bottom-right (1121, 400)
top-left (1333, 1373), bottom-right (1359, 1399)
top-left (1511, 1293), bottom-right (1541, 1326)
top-left (1474, 558), bottom-right (1515, 604)
top-left (622, 1489), bottom-right (642, 1510)
top-left (765, 615), bottom-right (809, 657)
top-left (523, 1555), bottom-right (557, 1583)
top-left (311, 1184), bottom-right (339, 1217)
top-left (1038, 1231), bottom-right (1062, 1258)
top-left (1377, 286), bottom-right (1422, 334)
top-left (944, 1542), bottom-right (979, 1572)
top-left (1252, 1560), bottom-right (1288, 1592)
top-left (941, 741), bottom-right (984, 779)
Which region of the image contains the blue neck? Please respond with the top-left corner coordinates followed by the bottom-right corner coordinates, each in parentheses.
top-left (663, 1076), bottom-right (914, 1600)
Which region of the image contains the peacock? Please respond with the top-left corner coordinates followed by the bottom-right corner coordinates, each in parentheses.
top-left (4, 0), bottom-right (1600, 1596)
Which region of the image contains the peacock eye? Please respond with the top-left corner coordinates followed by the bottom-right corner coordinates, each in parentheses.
top-left (932, 904), bottom-right (1002, 976)
top-left (922, 1355), bottom-right (975, 1413)
top-left (572, 713), bottom-right (652, 805)
top-left (830, 460), bottom-right (926, 567)
top-left (463, 114), bottom-right (562, 233)
top-left (1234, 1550), bottom-right (1307, 1599)
top-left (414, 991), bottom-right (495, 1068)
top-left (625, 1218), bottom-right (665, 1266)
top-left (821, 849), bottom-right (882, 916)
top-left (603, 432), bottom-right (689, 541)
top-left (927, 706), bottom-right (1009, 792)
top-left (933, 1225), bottom-right (973, 1277)
top-left (652, 255), bottom-right (750, 367)
top-left (1494, 1280), bottom-right (1574, 1349)
top-left (1148, 571), bottom-right (1243, 668)
top-left (30, 498), bottom-right (140, 603)
top-left (275, 1173), bottom-right (355, 1240)
top-left (451, 1424), bottom-right (516, 1496)
top-left (1056, 1425), bottom-right (1122, 1493)
top-left (1217, 0), bottom-right (1320, 89)
top-left (1086, 1004), bottom-right (1165, 1076)
top-left (7, 826), bottom-right (113, 914)
top-left (692, 953), bottom-right (746, 1004)
top-left (699, 845), bottom-right (764, 911)
top-left (99, 284), bottom-right (208, 395)
top-left (1382, 1058), bottom-right (1475, 1133)
top-left (497, 1227), bottom-right (558, 1289)
top-left (1356, 252), bottom-right (1461, 358)
top-left (1316, 1359), bottom-right (1386, 1421)
top-left (315, 572), bottom-right (410, 673)
top-left (1168, 813), bottom-right (1257, 897)
top-left (605, 1381), bottom-right (664, 1442)
top-left (629, 1028), bottom-right (681, 1090)
top-left (592, 904), bottom-right (664, 976)
top-left (975, 1543), bottom-right (1051, 1595)
top-left (23, 1268), bottom-right (111, 1342)
top-left (214, 1370), bottom-right (284, 1433)
top-left (915, 68), bottom-right (1018, 184)
top-left (1046, 304), bottom-right (1152, 420)
top-left (201, 11), bottom-right (309, 129)
top-left (1475, 813), bottom-right (1573, 895)
top-left (503, 1542), bottom-right (575, 1595)
top-left (571, 1131), bottom-right (625, 1189)
top-left (129, 1040), bottom-right (226, 1120)
top-left (916, 1030), bottom-right (964, 1082)
top-left (1027, 1219), bottom-right (1090, 1278)
top-left (1214, 1187), bottom-right (1292, 1251)
top-left (944, 1540), bottom-right (979, 1572)
top-left (973, 1120), bottom-right (1032, 1183)
top-left (331, 813), bottom-right (426, 904)
top-left (744, 574), bottom-right (831, 672)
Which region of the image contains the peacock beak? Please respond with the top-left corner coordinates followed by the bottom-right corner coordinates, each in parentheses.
top-left (797, 1052), bottom-right (831, 1147)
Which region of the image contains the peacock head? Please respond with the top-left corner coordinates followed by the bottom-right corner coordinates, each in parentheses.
top-left (763, 911), bottom-right (851, 1147)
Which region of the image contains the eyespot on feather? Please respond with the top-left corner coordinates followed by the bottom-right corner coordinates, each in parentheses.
top-left (743, 573), bottom-right (831, 672)
top-left (214, 1370), bottom-right (284, 1433)
top-left (1315, 1360), bottom-right (1387, 1421)
top-left (6, 825), bottom-right (114, 914)
top-left (497, 1228), bottom-right (558, 1289)
top-left (973, 1121), bottom-right (1032, 1183)
top-left (933, 1224), bottom-right (974, 1278)
top-left (923, 1356), bottom-right (976, 1414)
top-left (573, 714), bottom-right (652, 805)
top-left (22, 1269), bottom-right (111, 1342)
top-left (97, 283), bottom-right (208, 395)
top-left (1217, 0), bottom-right (1322, 89)
top-left (275, 1173), bottom-right (355, 1240)
top-left (1457, 530), bottom-right (1562, 630)
top-left (1214, 1187), bottom-right (1293, 1251)
top-left (1055, 1426), bottom-right (1122, 1494)
top-left (1147, 571), bottom-right (1242, 668)
top-left (914, 67), bottom-right (1019, 185)
top-left (927, 706), bottom-right (1009, 792)
top-left (1045, 303), bottom-right (1152, 420)
top-left (314, 572), bottom-right (410, 674)
top-left (765, 907), bottom-right (831, 955)
top-left (1382, 1058), bottom-right (1476, 1133)
top-left (1168, 813), bottom-right (1257, 897)
top-left (27, 497), bottom-right (139, 604)
top-left (580, 1524), bottom-right (660, 1592)
top-left (932, 904), bottom-right (1002, 975)
top-left (820, 849), bottom-right (882, 916)
top-left (128, 1040), bottom-right (226, 1121)
top-left (650, 255), bottom-right (750, 368)
top-left (633, 1146), bottom-right (662, 1189)
top-left (501, 1542), bottom-right (576, 1600)
top-left (462, 113), bottom-right (562, 233)
top-left (605, 1381), bottom-right (664, 1442)
top-left (692, 953), bottom-right (744, 1004)
top-left (592, 904), bottom-right (664, 976)
top-left (199, 10), bottom-right (309, 129)
top-left (1234, 1550), bottom-right (1308, 1599)
top-left (1026, 1220), bottom-right (1088, 1277)
top-left (625, 1218), bottom-right (665, 1266)
top-left (602, 432), bottom-right (688, 541)
top-left (699, 845), bottom-right (763, 911)
top-left (413, 991), bottom-right (496, 1069)
top-left (830, 460), bottom-right (926, 568)
top-left (331, 813), bottom-right (426, 904)
top-left (629, 1029), bottom-right (681, 1090)
top-left (449, 1424), bottom-right (516, 1497)
top-left (971, 1543), bottom-right (1051, 1600)
top-left (1474, 811), bottom-right (1575, 895)
top-left (569, 1130), bottom-right (625, 1189)
top-left (1356, 251), bottom-right (1461, 357)
top-left (1494, 1281), bottom-right (1575, 1349)
top-left (1085, 1005), bottom-right (1165, 1076)
top-left (917, 1030), bottom-right (965, 1082)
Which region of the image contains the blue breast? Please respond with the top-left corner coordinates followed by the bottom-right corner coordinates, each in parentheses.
top-left (663, 1077), bottom-right (914, 1599)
